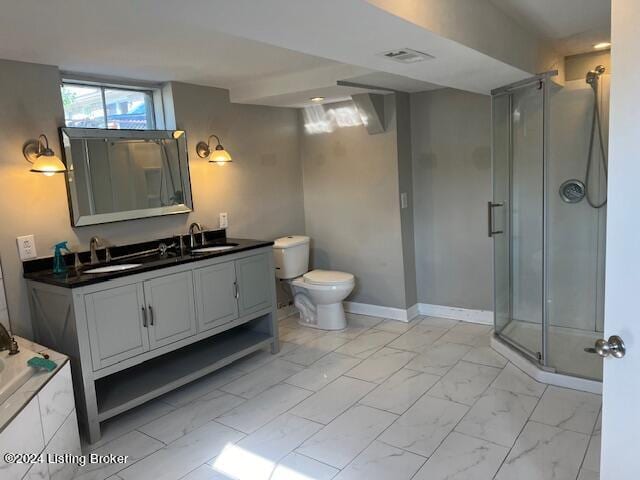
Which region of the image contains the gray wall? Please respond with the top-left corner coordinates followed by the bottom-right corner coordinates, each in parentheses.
top-left (411, 88), bottom-right (493, 311)
top-left (395, 93), bottom-right (417, 308)
top-left (300, 97), bottom-right (410, 309)
top-left (565, 50), bottom-right (611, 82)
top-left (0, 60), bottom-right (304, 336)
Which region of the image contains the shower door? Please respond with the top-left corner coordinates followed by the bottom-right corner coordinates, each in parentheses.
top-left (492, 76), bottom-right (547, 364)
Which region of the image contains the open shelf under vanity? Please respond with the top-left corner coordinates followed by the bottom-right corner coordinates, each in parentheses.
top-left (95, 322), bottom-right (272, 421)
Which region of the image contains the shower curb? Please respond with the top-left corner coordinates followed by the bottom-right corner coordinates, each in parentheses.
top-left (491, 335), bottom-right (602, 394)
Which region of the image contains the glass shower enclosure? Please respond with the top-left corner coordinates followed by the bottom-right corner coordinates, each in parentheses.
top-left (491, 71), bottom-right (607, 381)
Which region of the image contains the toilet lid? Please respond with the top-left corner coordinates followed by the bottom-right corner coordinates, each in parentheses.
top-left (303, 269), bottom-right (354, 286)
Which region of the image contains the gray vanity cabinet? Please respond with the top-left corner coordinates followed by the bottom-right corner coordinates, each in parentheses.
top-left (85, 283), bottom-right (149, 370)
top-left (144, 271), bottom-right (197, 349)
top-left (194, 261), bottom-right (239, 332)
top-left (27, 244), bottom-right (278, 444)
top-left (236, 253), bottom-right (273, 316)
top-left (86, 271), bottom-right (197, 369)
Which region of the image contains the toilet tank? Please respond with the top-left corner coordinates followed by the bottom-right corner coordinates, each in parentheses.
top-left (273, 235), bottom-right (310, 279)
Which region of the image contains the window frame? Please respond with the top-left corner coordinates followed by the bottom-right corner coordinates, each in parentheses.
top-left (60, 74), bottom-right (166, 130)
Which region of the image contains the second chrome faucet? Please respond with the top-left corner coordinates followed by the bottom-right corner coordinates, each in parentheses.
top-left (188, 222), bottom-right (205, 249)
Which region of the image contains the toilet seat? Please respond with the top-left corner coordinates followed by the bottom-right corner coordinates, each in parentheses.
top-left (303, 270), bottom-right (354, 286)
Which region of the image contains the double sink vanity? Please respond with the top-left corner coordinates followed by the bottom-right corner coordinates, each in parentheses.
top-left (23, 229), bottom-right (278, 443)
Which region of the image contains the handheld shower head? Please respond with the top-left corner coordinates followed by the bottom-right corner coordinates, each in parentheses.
top-left (586, 65), bottom-right (606, 88)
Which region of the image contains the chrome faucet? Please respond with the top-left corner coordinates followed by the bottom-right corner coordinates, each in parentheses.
top-left (0, 322), bottom-right (19, 355)
top-left (89, 236), bottom-right (110, 264)
top-left (188, 222), bottom-right (204, 249)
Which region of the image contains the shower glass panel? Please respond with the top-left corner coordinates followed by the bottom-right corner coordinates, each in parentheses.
top-left (492, 95), bottom-right (511, 338)
top-left (491, 71), bottom-right (606, 382)
top-left (546, 75), bottom-right (608, 381)
top-left (492, 80), bottom-right (544, 362)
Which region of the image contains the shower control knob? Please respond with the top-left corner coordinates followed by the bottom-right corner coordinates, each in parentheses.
top-left (594, 335), bottom-right (626, 358)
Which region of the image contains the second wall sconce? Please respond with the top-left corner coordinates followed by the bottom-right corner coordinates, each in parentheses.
top-left (196, 134), bottom-right (232, 166)
top-left (23, 134), bottom-right (67, 176)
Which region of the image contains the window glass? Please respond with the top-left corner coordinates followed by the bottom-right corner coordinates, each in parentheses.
top-left (61, 83), bottom-right (155, 129)
top-left (104, 88), bottom-right (154, 129)
top-left (61, 84), bottom-right (106, 128)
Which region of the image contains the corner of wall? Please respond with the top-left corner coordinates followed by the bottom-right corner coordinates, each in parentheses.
top-left (395, 93), bottom-right (418, 308)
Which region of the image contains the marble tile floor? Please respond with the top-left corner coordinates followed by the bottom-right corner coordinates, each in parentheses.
top-left (74, 313), bottom-right (601, 480)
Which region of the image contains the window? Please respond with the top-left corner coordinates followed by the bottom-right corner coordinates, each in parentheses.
top-left (61, 81), bottom-right (157, 130)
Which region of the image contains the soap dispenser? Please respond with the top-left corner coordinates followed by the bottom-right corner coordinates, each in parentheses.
top-left (53, 241), bottom-right (71, 274)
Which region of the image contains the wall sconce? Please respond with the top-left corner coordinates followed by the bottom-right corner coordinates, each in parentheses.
top-left (196, 134), bottom-right (232, 166)
top-left (23, 134), bottom-right (67, 176)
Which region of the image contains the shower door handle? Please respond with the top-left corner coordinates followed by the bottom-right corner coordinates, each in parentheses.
top-left (488, 202), bottom-right (504, 237)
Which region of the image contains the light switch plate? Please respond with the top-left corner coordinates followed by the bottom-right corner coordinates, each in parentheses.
top-left (400, 192), bottom-right (409, 209)
top-left (17, 235), bottom-right (38, 260)
top-left (219, 212), bottom-right (229, 229)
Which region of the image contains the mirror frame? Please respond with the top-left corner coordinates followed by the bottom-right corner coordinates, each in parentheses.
top-left (60, 128), bottom-right (193, 226)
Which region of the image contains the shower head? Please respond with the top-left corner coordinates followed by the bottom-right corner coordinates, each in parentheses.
top-left (586, 65), bottom-right (606, 88)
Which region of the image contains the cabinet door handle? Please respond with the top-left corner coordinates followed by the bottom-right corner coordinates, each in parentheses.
top-left (234, 281), bottom-right (239, 299)
top-left (148, 305), bottom-right (154, 326)
top-left (141, 306), bottom-right (148, 328)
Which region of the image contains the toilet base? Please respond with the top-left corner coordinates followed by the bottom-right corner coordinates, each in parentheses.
top-left (297, 302), bottom-right (347, 331)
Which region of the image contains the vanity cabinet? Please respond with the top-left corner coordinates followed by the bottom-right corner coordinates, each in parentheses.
top-left (85, 283), bottom-right (149, 370)
top-left (144, 271), bottom-right (197, 349)
top-left (26, 245), bottom-right (278, 444)
top-left (194, 261), bottom-right (239, 332)
top-left (236, 253), bottom-right (274, 316)
top-left (85, 271), bottom-right (196, 370)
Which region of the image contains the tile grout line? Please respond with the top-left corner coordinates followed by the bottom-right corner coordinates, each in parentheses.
top-left (490, 382), bottom-right (550, 479)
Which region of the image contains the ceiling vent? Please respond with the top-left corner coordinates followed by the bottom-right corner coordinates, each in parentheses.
top-left (378, 48), bottom-right (434, 64)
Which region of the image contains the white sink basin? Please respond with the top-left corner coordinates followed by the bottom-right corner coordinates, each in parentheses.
top-left (84, 264), bottom-right (143, 274)
top-left (191, 246), bottom-right (235, 254)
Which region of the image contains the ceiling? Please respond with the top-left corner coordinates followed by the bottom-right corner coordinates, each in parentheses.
top-left (0, 4), bottom-right (352, 101)
top-left (490, 0), bottom-right (611, 55)
top-left (0, 0), bottom-right (532, 106)
top-left (0, 0), bottom-right (609, 107)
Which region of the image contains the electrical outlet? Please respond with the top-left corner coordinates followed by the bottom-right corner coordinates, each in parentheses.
top-left (219, 212), bottom-right (229, 229)
top-left (400, 192), bottom-right (408, 209)
top-left (17, 235), bottom-right (38, 260)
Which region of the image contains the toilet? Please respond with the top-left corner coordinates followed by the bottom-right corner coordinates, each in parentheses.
top-left (273, 235), bottom-right (355, 330)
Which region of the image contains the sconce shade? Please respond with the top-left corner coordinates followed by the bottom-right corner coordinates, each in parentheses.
top-left (196, 134), bottom-right (232, 165)
top-left (23, 134), bottom-right (67, 176)
top-left (31, 153), bottom-right (66, 176)
top-left (210, 145), bottom-right (232, 165)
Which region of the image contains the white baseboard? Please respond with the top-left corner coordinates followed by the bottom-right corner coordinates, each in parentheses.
top-left (342, 301), bottom-right (491, 324)
top-left (418, 303), bottom-right (493, 325)
top-left (284, 298), bottom-right (493, 325)
top-left (343, 302), bottom-right (419, 322)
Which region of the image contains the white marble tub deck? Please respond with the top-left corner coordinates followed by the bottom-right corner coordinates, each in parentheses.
top-left (0, 336), bottom-right (69, 433)
top-left (74, 313), bottom-right (601, 480)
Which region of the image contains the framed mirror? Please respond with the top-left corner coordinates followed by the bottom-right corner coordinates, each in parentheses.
top-left (61, 128), bottom-right (193, 226)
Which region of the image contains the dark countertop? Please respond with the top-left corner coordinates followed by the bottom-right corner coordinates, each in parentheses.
top-left (23, 237), bottom-right (274, 288)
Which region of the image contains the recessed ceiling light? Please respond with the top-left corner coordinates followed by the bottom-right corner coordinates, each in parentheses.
top-left (310, 97), bottom-right (325, 103)
top-left (593, 42), bottom-right (611, 50)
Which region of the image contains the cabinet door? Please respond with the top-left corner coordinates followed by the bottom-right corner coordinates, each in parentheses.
top-left (236, 253), bottom-right (274, 317)
top-left (144, 271), bottom-right (197, 350)
top-left (85, 283), bottom-right (148, 370)
top-left (194, 262), bottom-right (239, 333)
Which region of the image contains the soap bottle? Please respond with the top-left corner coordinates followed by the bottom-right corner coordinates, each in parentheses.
top-left (53, 241), bottom-right (71, 274)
